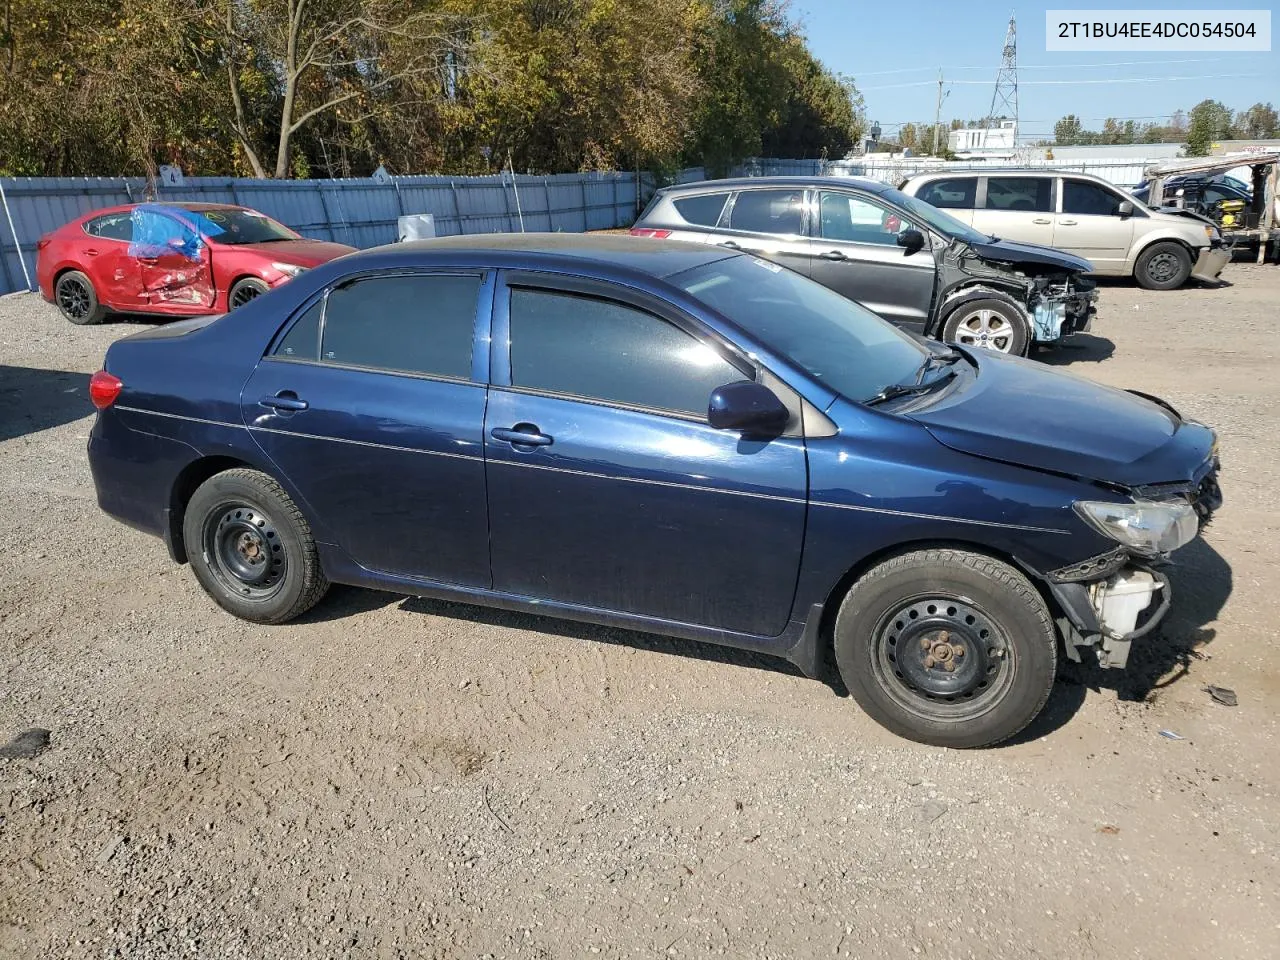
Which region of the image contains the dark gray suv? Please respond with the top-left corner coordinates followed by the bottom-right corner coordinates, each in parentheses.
top-left (632, 176), bottom-right (1098, 355)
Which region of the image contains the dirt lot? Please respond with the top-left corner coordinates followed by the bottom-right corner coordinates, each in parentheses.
top-left (1, 266), bottom-right (1278, 960)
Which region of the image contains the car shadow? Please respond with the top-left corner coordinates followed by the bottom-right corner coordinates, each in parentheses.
top-left (300, 540), bottom-right (1230, 747)
top-left (1008, 537), bottom-right (1233, 745)
top-left (392, 594), bottom-right (814, 682)
top-left (1036, 334), bottom-right (1116, 365)
top-left (0, 366), bottom-right (92, 442)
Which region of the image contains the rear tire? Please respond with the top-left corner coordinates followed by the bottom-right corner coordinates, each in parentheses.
top-left (941, 298), bottom-right (1029, 355)
top-left (833, 548), bottom-right (1057, 748)
top-left (55, 270), bottom-right (106, 325)
top-left (228, 277), bottom-right (270, 310)
top-left (183, 468), bottom-right (329, 624)
top-left (1135, 241), bottom-right (1192, 290)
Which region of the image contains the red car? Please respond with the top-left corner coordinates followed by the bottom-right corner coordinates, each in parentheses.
top-left (36, 202), bottom-right (354, 325)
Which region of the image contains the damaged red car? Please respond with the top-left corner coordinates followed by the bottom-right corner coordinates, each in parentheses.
top-left (36, 203), bottom-right (354, 325)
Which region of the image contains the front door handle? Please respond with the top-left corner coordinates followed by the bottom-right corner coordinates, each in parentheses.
top-left (817, 250), bottom-right (848, 261)
top-left (1032, 218), bottom-right (1052, 225)
top-left (85, 248), bottom-right (101, 256)
top-left (1058, 219), bottom-right (1078, 226)
top-left (259, 391), bottom-right (309, 412)
top-left (718, 240), bottom-right (742, 250)
top-left (491, 425), bottom-right (553, 447)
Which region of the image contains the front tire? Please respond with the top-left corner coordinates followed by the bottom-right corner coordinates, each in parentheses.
top-left (55, 270), bottom-right (107, 325)
top-left (941, 298), bottom-right (1029, 355)
top-left (833, 548), bottom-right (1057, 748)
top-left (1135, 241), bottom-right (1192, 290)
top-left (183, 468), bottom-right (329, 624)
top-left (228, 277), bottom-right (270, 310)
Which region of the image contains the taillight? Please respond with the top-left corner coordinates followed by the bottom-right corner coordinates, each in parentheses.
top-left (89, 370), bottom-right (123, 409)
top-left (629, 228), bottom-right (671, 239)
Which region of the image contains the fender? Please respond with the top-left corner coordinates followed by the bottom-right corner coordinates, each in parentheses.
top-left (929, 283), bottom-right (1031, 340)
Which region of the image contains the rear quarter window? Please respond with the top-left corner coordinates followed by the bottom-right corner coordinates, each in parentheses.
top-left (914, 178), bottom-right (977, 209)
top-left (672, 193), bottom-right (729, 227)
top-left (728, 189), bottom-right (805, 235)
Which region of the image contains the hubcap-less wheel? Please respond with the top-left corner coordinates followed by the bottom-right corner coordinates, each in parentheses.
top-left (203, 502), bottom-right (287, 600)
top-left (1146, 251), bottom-right (1180, 284)
top-left (872, 597), bottom-right (1014, 721)
top-left (57, 277), bottom-right (92, 320)
top-left (952, 309), bottom-right (1014, 353)
top-left (230, 283), bottom-right (264, 308)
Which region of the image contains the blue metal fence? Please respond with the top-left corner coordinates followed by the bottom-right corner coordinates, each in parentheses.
top-left (0, 171), bottom-right (647, 296)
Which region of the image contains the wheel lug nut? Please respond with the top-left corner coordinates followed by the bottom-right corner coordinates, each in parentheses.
top-left (938, 630), bottom-right (949, 643)
top-left (954, 647), bottom-right (964, 658)
top-left (920, 637), bottom-right (931, 650)
top-left (924, 656), bottom-right (936, 669)
top-left (944, 661), bottom-right (956, 672)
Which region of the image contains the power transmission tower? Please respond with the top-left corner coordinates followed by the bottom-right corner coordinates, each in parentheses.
top-left (983, 14), bottom-right (1018, 136)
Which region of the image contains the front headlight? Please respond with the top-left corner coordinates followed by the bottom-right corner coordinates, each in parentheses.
top-left (1074, 499), bottom-right (1198, 556)
top-left (271, 262), bottom-right (307, 278)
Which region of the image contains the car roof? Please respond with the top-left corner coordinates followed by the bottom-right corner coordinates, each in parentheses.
top-left (903, 168), bottom-right (1112, 181)
top-left (77, 201), bottom-right (251, 220)
top-left (358, 232), bottom-right (735, 279)
top-left (658, 176), bottom-right (894, 196)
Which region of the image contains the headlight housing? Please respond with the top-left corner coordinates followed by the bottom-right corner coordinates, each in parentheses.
top-left (271, 262), bottom-right (307, 278)
top-left (1074, 499), bottom-right (1198, 556)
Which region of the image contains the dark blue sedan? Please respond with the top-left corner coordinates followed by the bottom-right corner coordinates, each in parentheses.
top-left (87, 234), bottom-right (1221, 747)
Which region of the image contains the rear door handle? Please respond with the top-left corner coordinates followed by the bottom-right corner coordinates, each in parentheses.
top-left (259, 391), bottom-right (309, 412)
top-left (1032, 218), bottom-right (1052, 225)
top-left (1058, 219), bottom-right (1078, 226)
top-left (817, 250), bottom-right (848, 261)
top-left (85, 248), bottom-right (101, 256)
top-left (491, 425), bottom-right (553, 447)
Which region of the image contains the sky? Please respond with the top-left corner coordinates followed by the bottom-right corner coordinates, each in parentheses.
top-left (792, 0), bottom-right (1279, 140)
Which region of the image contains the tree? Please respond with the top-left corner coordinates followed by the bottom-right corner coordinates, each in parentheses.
top-left (1186, 98), bottom-right (1233, 156)
top-left (1234, 102), bottom-right (1279, 139)
top-left (1054, 114), bottom-right (1084, 146)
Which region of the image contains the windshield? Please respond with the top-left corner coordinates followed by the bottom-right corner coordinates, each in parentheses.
top-left (882, 186), bottom-right (990, 243)
top-left (672, 256), bottom-right (929, 403)
top-left (193, 208), bottom-right (299, 245)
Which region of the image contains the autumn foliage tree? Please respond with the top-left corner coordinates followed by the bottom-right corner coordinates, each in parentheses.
top-left (0, 0), bottom-right (861, 178)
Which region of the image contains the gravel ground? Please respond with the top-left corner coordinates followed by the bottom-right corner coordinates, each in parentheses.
top-left (1, 267), bottom-right (1278, 960)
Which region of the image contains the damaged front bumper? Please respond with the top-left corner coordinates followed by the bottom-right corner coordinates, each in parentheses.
top-left (1048, 558), bottom-right (1171, 668)
top-left (1191, 243), bottom-right (1232, 283)
top-left (1046, 456), bottom-right (1222, 669)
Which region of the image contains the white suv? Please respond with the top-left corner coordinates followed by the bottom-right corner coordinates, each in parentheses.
top-left (899, 170), bottom-right (1231, 290)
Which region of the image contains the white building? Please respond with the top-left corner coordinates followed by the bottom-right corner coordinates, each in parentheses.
top-left (949, 120), bottom-right (1017, 155)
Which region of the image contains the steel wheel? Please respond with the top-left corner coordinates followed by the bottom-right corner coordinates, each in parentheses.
top-left (202, 501), bottom-right (288, 601)
top-left (952, 309), bottom-right (1015, 353)
top-left (1145, 251), bottom-right (1181, 285)
top-left (870, 596), bottom-right (1016, 722)
top-left (56, 275), bottom-right (92, 320)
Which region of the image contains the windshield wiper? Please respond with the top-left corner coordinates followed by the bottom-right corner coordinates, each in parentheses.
top-left (863, 369), bottom-right (957, 406)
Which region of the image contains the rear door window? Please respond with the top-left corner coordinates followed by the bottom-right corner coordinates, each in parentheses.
top-left (508, 288), bottom-right (742, 417)
top-left (85, 213), bottom-right (134, 242)
top-left (318, 273), bottom-right (481, 378)
top-left (673, 193), bottom-right (730, 227)
top-left (728, 189), bottom-right (805, 235)
top-left (915, 178), bottom-right (977, 209)
top-left (1063, 180), bottom-right (1125, 217)
top-left (984, 177), bottom-right (1053, 212)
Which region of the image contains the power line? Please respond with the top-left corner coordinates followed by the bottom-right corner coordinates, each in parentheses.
top-left (852, 55), bottom-right (1255, 78)
top-left (950, 72), bottom-right (1264, 85)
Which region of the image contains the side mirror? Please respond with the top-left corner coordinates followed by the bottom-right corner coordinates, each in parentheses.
top-left (1117, 200), bottom-right (1134, 218)
top-left (707, 381), bottom-right (789, 436)
top-left (897, 228), bottom-right (926, 256)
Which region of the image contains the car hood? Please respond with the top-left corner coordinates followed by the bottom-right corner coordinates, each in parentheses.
top-left (233, 238), bottom-right (356, 266)
top-left (908, 351), bottom-right (1214, 487)
top-left (965, 237), bottom-right (1094, 274)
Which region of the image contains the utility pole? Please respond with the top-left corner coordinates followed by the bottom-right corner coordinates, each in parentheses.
top-left (933, 70), bottom-right (945, 155)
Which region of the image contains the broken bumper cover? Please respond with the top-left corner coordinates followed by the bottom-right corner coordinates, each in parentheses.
top-left (1191, 245), bottom-right (1231, 283)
